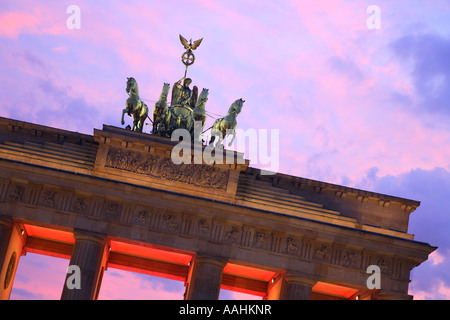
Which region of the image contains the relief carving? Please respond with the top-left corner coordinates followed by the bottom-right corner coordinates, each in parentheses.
top-left (197, 218), bottom-right (210, 235)
top-left (135, 209), bottom-right (151, 226)
top-left (40, 190), bottom-right (57, 208)
top-left (106, 147), bottom-right (229, 190)
top-left (225, 226), bottom-right (241, 243)
top-left (314, 244), bottom-right (329, 261)
top-left (376, 256), bottom-right (390, 274)
top-left (103, 200), bottom-right (120, 220)
top-left (342, 250), bottom-right (356, 267)
top-left (254, 232), bottom-right (270, 249)
top-left (285, 236), bottom-right (299, 255)
top-left (162, 213), bottom-right (179, 231)
top-left (72, 196), bottom-right (89, 213)
top-left (9, 184), bottom-right (25, 202)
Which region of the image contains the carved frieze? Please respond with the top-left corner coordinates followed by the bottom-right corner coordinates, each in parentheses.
top-left (313, 243), bottom-right (329, 262)
top-left (71, 196), bottom-right (90, 214)
top-left (285, 236), bottom-right (300, 255)
top-left (134, 208), bottom-right (152, 226)
top-left (8, 183), bottom-right (25, 202)
top-left (197, 218), bottom-right (210, 236)
top-left (376, 255), bottom-right (391, 274)
top-left (254, 231), bottom-right (271, 250)
top-left (39, 189), bottom-right (58, 208)
top-left (161, 212), bottom-right (180, 231)
top-left (103, 200), bottom-right (121, 221)
top-left (2, 177), bottom-right (409, 278)
top-left (224, 225), bottom-right (241, 244)
top-left (105, 147), bottom-right (229, 190)
top-left (341, 250), bottom-right (359, 268)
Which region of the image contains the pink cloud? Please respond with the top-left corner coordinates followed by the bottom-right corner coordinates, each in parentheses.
top-left (0, 11), bottom-right (40, 38)
top-left (0, 6), bottom-right (68, 38)
top-left (99, 268), bottom-right (185, 300)
top-left (411, 280), bottom-right (450, 300)
top-left (429, 250), bottom-right (445, 266)
top-left (10, 253), bottom-right (68, 300)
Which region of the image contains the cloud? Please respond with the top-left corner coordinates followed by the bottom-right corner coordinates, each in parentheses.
top-left (10, 253), bottom-right (68, 300)
top-left (0, 11), bottom-right (40, 38)
top-left (390, 32), bottom-right (450, 116)
top-left (98, 268), bottom-right (185, 300)
top-left (429, 250), bottom-right (445, 266)
top-left (328, 55), bottom-right (364, 81)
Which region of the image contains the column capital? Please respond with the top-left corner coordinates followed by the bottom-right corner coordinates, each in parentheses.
top-left (284, 274), bottom-right (318, 287)
top-left (192, 255), bottom-right (228, 268)
top-left (280, 273), bottom-right (318, 300)
top-left (73, 230), bottom-right (107, 246)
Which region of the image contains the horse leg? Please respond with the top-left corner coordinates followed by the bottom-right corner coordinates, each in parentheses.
top-left (152, 112), bottom-right (159, 134)
top-left (228, 129), bottom-right (236, 146)
top-left (135, 103), bottom-right (146, 133)
top-left (215, 132), bottom-right (224, 148)
top-left (139, 112), bottom-right (147, 133)
top-left (209, 122), bottom-right (219, 146)
top-left (121, 108), bottom-right (128, 125)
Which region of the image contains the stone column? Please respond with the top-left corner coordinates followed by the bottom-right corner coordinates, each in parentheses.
top-left (184, 256), bottom-right (227, 300)
top-left (0, 218), bottom-right (25, 300)
top-left (61, 231), bottom-right (107, 300)
top-left (266, 273), bottom-right (317, 300)
top-left (284, 275), bottom-right (317, 300)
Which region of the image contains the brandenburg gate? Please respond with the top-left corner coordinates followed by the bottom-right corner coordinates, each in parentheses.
top-left (0, 35), bottom-right (436, 300)
top-left (0, 116), bottom-right (436, 300)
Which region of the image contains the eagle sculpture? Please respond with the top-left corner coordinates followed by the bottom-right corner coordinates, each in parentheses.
top-left (179, 34), bottom-right (203, 52)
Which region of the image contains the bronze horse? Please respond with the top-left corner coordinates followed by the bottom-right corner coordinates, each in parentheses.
top-left (121, 77), bottom-right (149, 133)
top-left (209, 98), bottom-right (245, 148)
top-left (152, 83), bottom-right (171, 135)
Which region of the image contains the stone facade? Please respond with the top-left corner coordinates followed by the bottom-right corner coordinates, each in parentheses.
top-left (0, 116), bottom-right (436, 300)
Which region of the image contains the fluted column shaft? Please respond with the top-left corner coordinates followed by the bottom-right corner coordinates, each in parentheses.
top-left (61, 231), bottom-right (107, 300)
top-left (0, 218), bottom-right (25, 300)
top-left (266, 273), bottom-right (317, 300)
top-left (284, 275), bottom-right (317, 300)
top-left (184, 256), bottom-right (227, 300)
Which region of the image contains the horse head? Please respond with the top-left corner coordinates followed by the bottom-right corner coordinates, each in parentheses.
top-left (126, 77), bottom-right (138, 95)
top-left (161, 82), bottom-right (170, 99)
top-left (197, 88), bottom-right (209, 105)
top-left (231, 98), bottom-right (245, 115)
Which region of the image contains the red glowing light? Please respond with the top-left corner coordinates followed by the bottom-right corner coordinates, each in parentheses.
top-left (23, 224), bottom-right (75, 243)
top-left (312, 281), bottom-right (359, 298)
top-left (223, 263), bottom-right (276, 282)
top-left (109, 240), bottom-right (192, 266)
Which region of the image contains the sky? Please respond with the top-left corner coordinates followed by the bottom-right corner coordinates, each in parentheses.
top-left (1, 0), bottom-right (449, 300)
